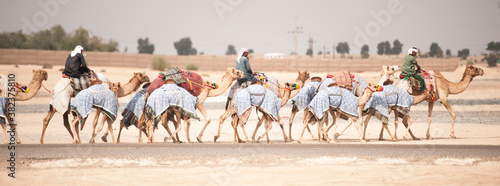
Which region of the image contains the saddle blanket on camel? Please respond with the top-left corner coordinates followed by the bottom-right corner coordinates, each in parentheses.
top-left (291, 81), bottom-right (322, 111)
top-left (316, 75), bottom-right (368, 97)
top-left (70, 84), bottom-right (118, 129)
top-left (397, 69), bottom-right (436, 94)
top-left (50, 73), bottom-right (109, 114)
top-left (0, 74), bottom-right (9, 98)
top-left (228, 74), bottom-right (281, 99)
top-left (232, 84), bottom-right (281, 124)
top-left (363, 85), bottom-right (413, 123)
top-left (160, 68), bottom-right (204, 97)
top-left (121, 89), bottom-right (147, 129)
top-left (307, 86), bottom-right (359, 121)
top-left (0, 96), bottom-right (7, 124)
top-left (144, 84), bottom-right (199, 127)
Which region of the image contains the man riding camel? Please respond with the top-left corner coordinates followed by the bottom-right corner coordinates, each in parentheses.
top-left (63, 45), bottom-right (91, 78)
top-left (401, 46), bottom-right (425, 91)
top-left (235, 48), bottom-right (258, 86)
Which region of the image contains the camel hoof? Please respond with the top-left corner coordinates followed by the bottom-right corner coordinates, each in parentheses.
top-left (392, 138), bottom-right (398, 142)
top-left (16, 141), bottom-right (21, 144)
top-left (334, 133), bottom-right (340, 140)
top-left (284, 139), bottom-right (292, 143)
top-left (360, 140), bottom-right (367, 143)
top-left (403, 136), bottom-right (408, 140)
top-left (378, 138), bottom-right (385, 141)
top-left (196, 136), bottom-right (203, 143)
top-left (101, 136), bottom-right (108, 142)
top-left (288, 138), bottom-right (294, 142)
top-left (89, 139), bottom-right (95, 144)
top-left (450, 134), bottom-right (456, 139)
top-left (297, 140), bottom-right (302, 144)
top-left (413, 137), bottom-right (420, 140)
top-left (252, 139), bottom-right (258, 143)
top-left (238, 139), bottom-right (246, 143)
top-left (214, 136), bottom-right (219, 142)
top-left (266, 140), bottom-right (272, 144)
top-left (312, 138), bottom-right (318, 140)
top-left (328, 141), bottom-right (335, 144)
top-left (164, 137), bottom-right (169, 142)
top-left (426, 136), bottom-right (433, 140)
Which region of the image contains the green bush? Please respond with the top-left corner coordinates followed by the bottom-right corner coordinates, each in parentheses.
top-left (483, 53), bottom-right (498, 67)
top-left (42, 64), bottom-right (53, 69)
top-left (151, 56), bottom-right (170, 71)
top-left (186, 63), bottom-right (199, 71)
top-left (361, 52), bottom-right (369, 59)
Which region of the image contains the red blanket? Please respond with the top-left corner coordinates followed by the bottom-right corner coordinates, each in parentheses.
top-left (146, 77), bottom-right (165, 94)
top-left (333, 70), bottom-right (353, 90)
top-left (179, 71), bottom-right (204, 97)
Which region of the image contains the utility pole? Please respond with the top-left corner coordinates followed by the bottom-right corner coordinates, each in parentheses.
top-left (287, 16), bottom-right (302, 57)
top-left (307, 36), bottom-right (316, 57)
top-left (332, 44), bottom-right (336, 59)
top-left (323, 44), bottom-right (326, 58)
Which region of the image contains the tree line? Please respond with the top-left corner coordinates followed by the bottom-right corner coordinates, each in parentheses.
top-left (0, 25), bottom-right (119, 52)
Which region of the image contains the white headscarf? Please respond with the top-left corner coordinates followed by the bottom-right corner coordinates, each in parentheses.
top-left (71, 45), bottom-right (84, 57)
top-left (236, 48), bottom-right (248, 63)
top-left (407, 46), bottom-right (418, 55)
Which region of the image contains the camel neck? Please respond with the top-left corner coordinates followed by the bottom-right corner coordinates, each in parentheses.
top-left (15, 79), bottom-right (42, 101)
top-left (207, 72), bottom-right (233, 97)
top-left (117, 76), bottom-right (142, 98)
top-left (448, 75), bottom-right (473, 95)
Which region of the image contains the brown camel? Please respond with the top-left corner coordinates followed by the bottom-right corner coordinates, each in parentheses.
top-left (40, 72), bottom-right (149, 144)
top-left (392, 65), bottom-right (484, 139)
top-left (0, 69), bottom-right (48, 144)
top-left (297, 84), bottom-right (383, 143)
top-left (69, 80), bottom-right (120, 144)
top-left (213, 71), bottom-right (310, 143)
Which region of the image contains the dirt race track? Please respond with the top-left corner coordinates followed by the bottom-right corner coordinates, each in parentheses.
top-left (1, 63), bottom-right (500, 185)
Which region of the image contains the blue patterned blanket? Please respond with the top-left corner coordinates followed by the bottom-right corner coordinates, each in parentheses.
top-left (70, 84), bottom-right (118, 129)
top-left (121, 89), bottom-right (147, 128)
top-left (307, 86), bottom-right (359, 120)
top-left (232, 84), bottom-right (281, 123)
top-left (317, 76), bottom-right (366, 96)
top-left (0, 97), bottom-right (7, 124)
top-left (291, 81), bottom-right (321, 111)
top-left (264, 75), bottom-right (280, 97)
top-left (363, 85), bottom-right (414, 123)
top-left (145, 84), bottom-right (199, 126)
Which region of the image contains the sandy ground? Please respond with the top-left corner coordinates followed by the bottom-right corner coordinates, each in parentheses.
top-left (1, 63), bottom-right (500, 185)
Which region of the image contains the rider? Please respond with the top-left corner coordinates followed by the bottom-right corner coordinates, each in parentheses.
top-left (63, 45), bottom-right (91, 78)
top-left (235, 48), bottom-right (258, 86)
top-left (401, 47), bottom-right (425, 91)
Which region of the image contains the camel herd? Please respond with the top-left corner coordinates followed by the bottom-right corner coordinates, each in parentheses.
top-left (0, 65), bottom-right (484, 144)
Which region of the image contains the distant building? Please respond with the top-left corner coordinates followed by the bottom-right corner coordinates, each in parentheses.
top-left (264, 53), bottom-right (286, 59)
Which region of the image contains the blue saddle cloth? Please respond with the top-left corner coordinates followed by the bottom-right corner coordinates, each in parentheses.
top-left (145, 84), bottom-right (199, 126)
top-left (291, 81), bottom-right (321, 111)
top-left (70, 84), bottom-right (118, 128)
top-left (121, 89), bottom-right (147, 128)
top-left (363, 85), bottom-right (414, 123)
top-left (232, 84), bottom-right (281, 122)
top-left (307, 86), bottom-right (359, 120)
top-left (0, 97), bottom-right (7, 124)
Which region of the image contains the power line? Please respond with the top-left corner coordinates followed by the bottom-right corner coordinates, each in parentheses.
top-left (287, 16), bottom-right (302, 56)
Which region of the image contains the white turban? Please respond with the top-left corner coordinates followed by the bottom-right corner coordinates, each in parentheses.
top-left (71, 45), bottom-right (84, 57)
top-left (407, 47), bottom-right (418, 55)
top-left (236, 48), bottom-right (248, 63)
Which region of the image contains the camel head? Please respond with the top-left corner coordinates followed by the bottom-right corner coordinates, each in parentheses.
top-left (381, 65), bottom-right (399, 78)
top-left (32, 69), bottom-right (48, 81)
top-left (365, 83), bottom-right (384, 93)
top-left (464, 65), bottom-right (484, 79)
top-left (284, 82), bottom-right (298, 92)
top-left (226, 68), bottom-right (245, 80)
top-left (296, 71), bottom-right (310, 83)
top-left (133, 72), bottom-right (150, 84)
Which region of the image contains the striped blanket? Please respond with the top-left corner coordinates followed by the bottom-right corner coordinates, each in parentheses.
top-left (0, 74), bottom-right (8, 98)
top-left (317, 76), bottom-right (366, 96)
top-left (363, 85), bottom-right (414, 123)
top-left (144, 84), bottom-right (199, 127)
top-left (290, 81), bottom-right (322, 111)
top-left (307, 86), bottom-right (359, 120)
top-left (232, 84), bottom-right (281, 124)
top-left (70, 84), bottom-right (118, 129)
top-left (121, 89), bottom-right (147, 128)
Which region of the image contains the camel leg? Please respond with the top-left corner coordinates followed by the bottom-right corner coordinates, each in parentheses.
top-left (137, 112), bottom-right (147, 143)
top-left (297, 112), bottom-right (312, 144)
top-left (258, 115), bottom-right (273, 143)
top-left (214, 107), bottom-right (232, 142)
top-left (319, 116), bottom-right (332, 143)
top-left (288, 106), bottom-right (298, 141)
top-left (362, 114), bottom-right (372, 143)
top-left (440, 99), bottom-right (457, 139)
top-left (252, 117), bottom-right (264, 143)
top-left (196, 103), bottom-right (210, 143)
top-left (382, 123), bottom-right (397, 141)
top-left (1, 123), bottom-right (6, 144)
top-left (393, 110), bottom-right (399, 140)
top-left (89, 110), bottom-right (101, 143)
top-left (231, 117), bottom-right (241, 143)
top-left (402, 116), bottom-right (419, 140)
top-left (326, 112), bottom-right (341, 139)
top-left (278, 117), bottom-right (290, 142)
top-left (166, 111), bottom-right (182, 142)
top-left (334, 118), bottom-right (353, 140)
top-left (92, 113), bottom-right (107, 142)
top-left (41, 106), bottom-right (59, 144)
top-left (238, 122), bottom-right (250, 143)
top-left (63, 110), bottom-right (74, 140)
top-left (426, 102), bottom-right (435, 140)
top-left (116, 121), bottom-right (125, 143)
top-left (106, 117), bottom-right (116, 143)
top-left (184, 117), bottom-right (191, 143)
top-left (163, 114), bottom-right (180, 143)
top-left (302, 110), bottom-right (317, 140)
top-left (70, 118), bottom-right (79, 144)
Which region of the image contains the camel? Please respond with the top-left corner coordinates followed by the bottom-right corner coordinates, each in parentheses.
top-left (213, 71), bottom-right (310, 143)
top-left (69, 80), bottom-right (120, 144)
top-left (288, 66), bottom-right (399, 141)
top-left (141, 79), bottom-right (199, 143)
top-left (392, 65), bottom-right (484, 139)
top-left (0, 69), bottom-right (48, 144)
top-left (297, 83), bottom-right (383, 143)
top-left (40, 72), bottom-right (149, 144)
top-left (222, 81), bottom-right (295, 143)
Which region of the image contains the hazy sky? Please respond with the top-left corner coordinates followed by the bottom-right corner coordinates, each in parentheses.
top-left (1, 0), bottom-right (499, 56)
